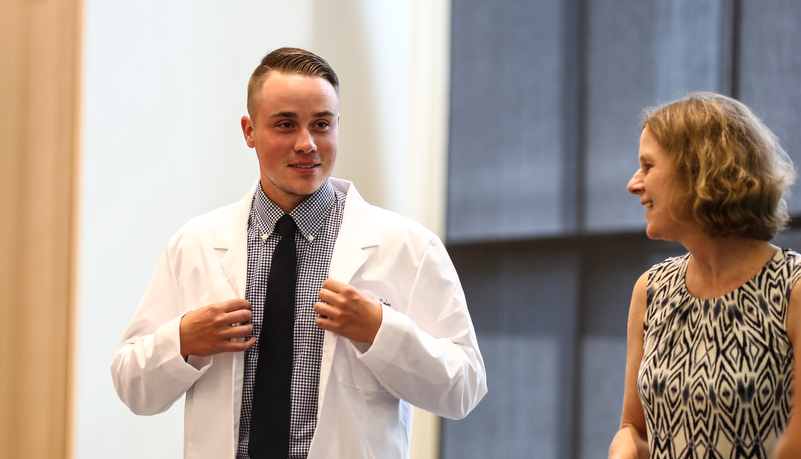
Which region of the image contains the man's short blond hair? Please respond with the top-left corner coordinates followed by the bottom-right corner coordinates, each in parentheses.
top-left (247, 47), bottom-right (339, 121)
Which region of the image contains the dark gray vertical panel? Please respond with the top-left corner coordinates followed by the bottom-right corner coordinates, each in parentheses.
top-left (447, 0), bottom-right (568, 242)
top-left (584, 0), bottom-right (656, 233)
top-left (738, 1), bottom-right (801, 214)
top-left (576, 242), bottom-right (683, 459)
top-left (578, 337), bottom-right (627, 458)
top-left (560, 0), bottom-right (587, 231)
top-left (584, 0), bottom-right (726, 233)
top-left (654, 0), bottom-right (726, 101)
top-left (442, 247), bottom-right (580, 459)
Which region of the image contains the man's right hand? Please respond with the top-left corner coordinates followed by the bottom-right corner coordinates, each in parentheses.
top-left (179, 299), bottom-right (256, 358)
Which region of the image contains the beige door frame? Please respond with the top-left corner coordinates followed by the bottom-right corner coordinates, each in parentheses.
top-left (0, 0), bottom-right (82, 457)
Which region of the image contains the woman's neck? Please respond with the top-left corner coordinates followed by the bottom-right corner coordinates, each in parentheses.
top-left (682, 233), bottom-right (778, 299)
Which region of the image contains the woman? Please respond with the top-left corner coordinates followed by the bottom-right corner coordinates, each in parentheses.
top-left (608, 92), bottom-right (801, 459)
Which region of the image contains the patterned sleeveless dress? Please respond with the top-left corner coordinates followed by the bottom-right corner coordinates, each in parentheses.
top-left (637, 249), bottom-right (801, 459)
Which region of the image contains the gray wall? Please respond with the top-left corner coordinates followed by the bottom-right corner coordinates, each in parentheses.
top-left (443, 0), bottom-right (801, 458)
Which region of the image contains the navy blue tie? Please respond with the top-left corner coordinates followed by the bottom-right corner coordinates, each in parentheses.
top-left (249, 214), bottom-right (297, 459)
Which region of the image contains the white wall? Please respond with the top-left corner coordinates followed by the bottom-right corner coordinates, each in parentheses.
top-left (76, 1), bottom-right (449, 458)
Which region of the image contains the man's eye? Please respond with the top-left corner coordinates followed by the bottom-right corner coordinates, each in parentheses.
top-left (316, 121), bottom-right (330, 129)
top-left (278, 122), bottom-right (293, 128)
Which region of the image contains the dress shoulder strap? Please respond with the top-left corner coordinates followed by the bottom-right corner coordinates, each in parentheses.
top-left (645, 253), bottom-right (690, 321)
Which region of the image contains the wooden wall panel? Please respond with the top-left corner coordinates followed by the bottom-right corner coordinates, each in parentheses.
top-left (0, 0), bottom-right (82, 457)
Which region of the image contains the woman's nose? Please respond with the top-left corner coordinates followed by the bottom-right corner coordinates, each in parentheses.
top-left (627, 169), bottom-right (643, 194)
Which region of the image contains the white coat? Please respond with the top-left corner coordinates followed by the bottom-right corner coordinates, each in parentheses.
top-left (111, 178), bottom-right (487, 459)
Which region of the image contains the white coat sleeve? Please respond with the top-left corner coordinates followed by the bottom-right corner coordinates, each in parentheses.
top-left (354, 237), bottom-right (487, 420)
top-left (110, 246), bottom-right (212, 415)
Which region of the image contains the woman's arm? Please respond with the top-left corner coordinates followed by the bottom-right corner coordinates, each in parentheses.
top-left (772, 278), bottom-right (801, 458)
top-left (609, 272), bottom-right (650, 459)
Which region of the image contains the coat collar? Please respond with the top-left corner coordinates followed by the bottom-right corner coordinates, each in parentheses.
top-left (216, 178), bottom-right (379, 298)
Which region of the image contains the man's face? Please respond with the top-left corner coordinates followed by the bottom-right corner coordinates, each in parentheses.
top-left (242, 72), bottom-right (339, 212)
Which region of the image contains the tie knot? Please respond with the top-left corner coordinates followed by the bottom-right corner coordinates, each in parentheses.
top-left (275, 214), bottom-right (296, 238)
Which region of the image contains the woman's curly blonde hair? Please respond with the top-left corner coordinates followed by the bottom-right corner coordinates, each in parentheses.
top-left (643, 92), bottom-right (795, 241)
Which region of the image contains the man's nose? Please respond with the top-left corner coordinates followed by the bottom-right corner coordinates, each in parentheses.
top-left (627, 169), bottom-right (643, 194)
top-left (295, 128), bottom-right (317, 154)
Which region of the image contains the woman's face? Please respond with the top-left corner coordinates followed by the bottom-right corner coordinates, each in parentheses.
top-left (627, 127), bottom-right (686, 241)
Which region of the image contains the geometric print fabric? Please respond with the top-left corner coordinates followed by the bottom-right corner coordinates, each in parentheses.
top-left (638, 249), bottom-right (801, 458)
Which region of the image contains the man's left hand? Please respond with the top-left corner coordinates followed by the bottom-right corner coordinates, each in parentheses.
top-left (315, 279), bottom-right (383, 343)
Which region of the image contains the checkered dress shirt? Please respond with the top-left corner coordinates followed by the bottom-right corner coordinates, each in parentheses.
top-left (237, 180), bottom-right (346, 459)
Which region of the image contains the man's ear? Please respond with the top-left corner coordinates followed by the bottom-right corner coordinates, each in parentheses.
top-left (241, 116), bottom-right (255, 148)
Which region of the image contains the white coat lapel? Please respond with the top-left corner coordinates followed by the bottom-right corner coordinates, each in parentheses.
top-left (216, 182), bottom-right (257, 432)
top-left (327, 178), bottom-right (378, 283)
top-left (317, 179), bottom-right (379, 417)
top-left (218, 183), bottom-right (258, 298)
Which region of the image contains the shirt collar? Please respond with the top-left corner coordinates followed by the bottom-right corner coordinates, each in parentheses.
top-left (250, 180), bottom-right (335, 242)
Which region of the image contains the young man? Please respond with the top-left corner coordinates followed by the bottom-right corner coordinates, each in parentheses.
top-left (111, 47), bottom-right (486, 459)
